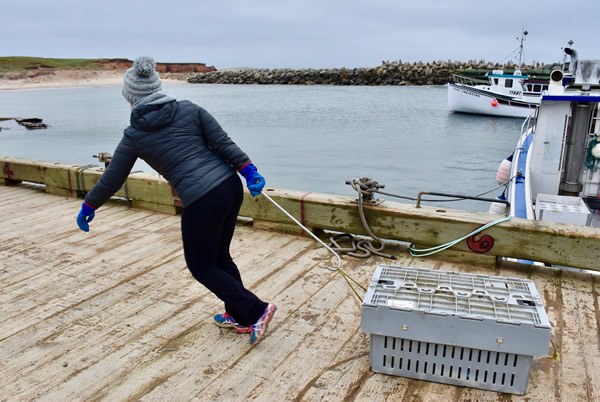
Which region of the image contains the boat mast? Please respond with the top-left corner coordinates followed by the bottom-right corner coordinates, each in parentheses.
top-left (517, 28), bottom-right (528, 69)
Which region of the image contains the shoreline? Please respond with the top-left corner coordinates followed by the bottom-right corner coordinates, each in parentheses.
top-left (0, 70), bottom-right (184, 91)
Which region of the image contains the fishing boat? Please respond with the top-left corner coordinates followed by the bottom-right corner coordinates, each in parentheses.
top-left (447, 30), bottom-right (568, 119)
top-left (447, 70), bottom-right (545, 118)
top-left (492, 47), bottom-right (600, 235)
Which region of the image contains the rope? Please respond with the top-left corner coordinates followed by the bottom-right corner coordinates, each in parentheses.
top-left (122, 170), bottom-right (143, 202)
top-left (329, 233), bottom-right (382, 259)
top-left (261, 179), bottom-right (515, 297)
top-left (328, 178), bottom-right (396, 260)
top-left (328, 176), bottom-right (517, 260)
top-left (75, 164), bottom-right (98, 197)
top-left (260, 192), bottom-right (366, 301)
top-left (409, 216), bottom-right (512, 257)
top-left (548, 338), bottom-right (560, 361)
top-left (585, 137), bottom-right (600, 171)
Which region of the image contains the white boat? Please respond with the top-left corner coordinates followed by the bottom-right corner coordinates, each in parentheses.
top-left (447, 71), bottom-right (546, 118)
top-left (447, 30), bottom-right (567, 119)
top-left (491, 47), bottom-right (600, 253)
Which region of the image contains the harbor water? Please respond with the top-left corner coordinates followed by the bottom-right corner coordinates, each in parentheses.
top-left (0, 83), bottom-right (523, 212)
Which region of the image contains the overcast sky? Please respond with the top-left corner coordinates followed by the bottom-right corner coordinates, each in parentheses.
top-left (2, 0), bottom-right (599, 69)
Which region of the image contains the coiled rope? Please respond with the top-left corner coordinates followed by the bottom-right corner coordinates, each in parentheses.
top-left (260, 177), bottom-right (516, 297)
top-left (329, 178), bottom-right (397, 260)
top-left (329, 177), bottom-right (516, 259)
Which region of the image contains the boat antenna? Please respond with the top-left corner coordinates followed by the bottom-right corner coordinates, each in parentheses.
top-left (517, 28), bottom-right (528, 69)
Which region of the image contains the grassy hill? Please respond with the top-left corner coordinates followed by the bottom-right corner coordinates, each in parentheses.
top-left (0, 57), bottom-right (110, 73)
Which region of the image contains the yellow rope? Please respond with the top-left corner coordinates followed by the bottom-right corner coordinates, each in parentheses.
top-left (548, 338), bottom-right (560, 361)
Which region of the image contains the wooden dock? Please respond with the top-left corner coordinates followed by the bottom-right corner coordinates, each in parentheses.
top-left (2, 184), bottom-right (600, 401)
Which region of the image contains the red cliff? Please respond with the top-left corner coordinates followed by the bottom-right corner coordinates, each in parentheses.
top-left (98, 59), bottom-right (217, 73)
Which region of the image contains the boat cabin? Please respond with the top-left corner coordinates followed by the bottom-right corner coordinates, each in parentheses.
top-left (485, 69), bottom-right (527, 97)
top-left (522, 80), bottom-right (549, 96)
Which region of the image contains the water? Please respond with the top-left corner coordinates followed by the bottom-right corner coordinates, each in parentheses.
top-left (0, 83), bottom-right (523, 211)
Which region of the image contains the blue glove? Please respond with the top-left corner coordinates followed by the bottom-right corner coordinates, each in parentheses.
top-left (77, 202), bottom-right (96, 232)
top-left (239, 163), bottom-right (265, 197)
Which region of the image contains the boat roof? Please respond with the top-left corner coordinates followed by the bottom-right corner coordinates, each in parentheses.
top-left (542, 94), bottom-right (600, 102)
top-left (486, 73), bottom-right (529, 79)
top-left (2, 184), bottom-right (600, 400)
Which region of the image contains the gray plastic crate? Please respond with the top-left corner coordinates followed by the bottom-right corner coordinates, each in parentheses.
top-left (361, 265), bottom-right (551, 395)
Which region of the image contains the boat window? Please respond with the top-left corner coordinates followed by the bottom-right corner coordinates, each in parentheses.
top-left (542, 85), bottom-right (548, 91)
top-left (526, 84), bottom-right (533, 91)
top-left (505, 79), bottom-right (513, 88)
top-left (494, 78), bottom-right (499, 85)
top-left (533, 84), bottom-right (541, 93)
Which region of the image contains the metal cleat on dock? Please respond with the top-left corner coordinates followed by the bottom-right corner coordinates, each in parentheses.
top-left (93, 152), bottom-right (112, 168)
top-left (346, 176), bottom-right (385, 205)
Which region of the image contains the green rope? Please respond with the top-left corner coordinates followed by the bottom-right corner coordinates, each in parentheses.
top-left (585, 137), bottom-right (600, 171)
top-left (409, 216), bottom-right (513, 257)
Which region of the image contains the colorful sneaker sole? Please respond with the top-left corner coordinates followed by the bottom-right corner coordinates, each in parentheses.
top-left (213, 314), bottom-right (251, 333)
top-left (249, 303), bottom-right (277, 345)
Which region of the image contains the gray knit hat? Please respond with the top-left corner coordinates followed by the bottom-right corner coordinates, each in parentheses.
top-left (122, 56), bottom-right (162, 104)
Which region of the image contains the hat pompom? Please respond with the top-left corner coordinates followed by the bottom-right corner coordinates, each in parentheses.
top-left (122, 56), bottom-right (162, 104)
top-left (133, 56), bottom-right (156, 77)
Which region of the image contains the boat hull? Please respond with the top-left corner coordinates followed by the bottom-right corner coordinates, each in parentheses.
top-left (448, 83), bottom-right (537, 118)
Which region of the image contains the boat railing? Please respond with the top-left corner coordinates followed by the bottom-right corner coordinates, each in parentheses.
top-left (450, 74), bottom-right (489, 86)
top-left (520, 111), bottom-right (536, 137)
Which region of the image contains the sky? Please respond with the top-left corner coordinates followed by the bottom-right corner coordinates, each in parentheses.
top-left (2, 0), bottom-right (599, 69)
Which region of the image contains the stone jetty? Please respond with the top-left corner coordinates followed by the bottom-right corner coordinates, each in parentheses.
top-left (183, 60), bottom-right (549, 86)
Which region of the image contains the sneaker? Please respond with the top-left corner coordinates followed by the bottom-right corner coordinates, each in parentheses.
top-left (249, 303), bottom-right (277, 345)
top-left (213, 312), bottom-right (251, 333)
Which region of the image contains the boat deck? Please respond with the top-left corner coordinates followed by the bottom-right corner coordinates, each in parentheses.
top-left (1, 184), bottom-right (600, 401)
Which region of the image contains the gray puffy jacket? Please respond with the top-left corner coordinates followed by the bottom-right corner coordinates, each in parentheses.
top-left (85, 92), bottom-right (250, 208)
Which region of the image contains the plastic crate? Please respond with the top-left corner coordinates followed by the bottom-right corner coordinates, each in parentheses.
top-left (361, 265), bottom-right (551, 395)
top-left (535, 193), bottom-right (591, 226)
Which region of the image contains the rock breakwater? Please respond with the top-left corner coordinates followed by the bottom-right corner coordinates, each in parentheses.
top-left (186, 60), bottom-right (548, 86)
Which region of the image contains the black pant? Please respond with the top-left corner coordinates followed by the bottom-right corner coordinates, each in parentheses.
top-left (181, 174), bottom-right (267, 327)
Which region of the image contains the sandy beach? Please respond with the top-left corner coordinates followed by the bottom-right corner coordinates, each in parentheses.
top-left (0, 69), bottom-right (184, 90)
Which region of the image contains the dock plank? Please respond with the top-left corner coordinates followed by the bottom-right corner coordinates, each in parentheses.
top-left (557, 270), bottom-right (600, 401)
top-left (0, 216), bottom-right (181, 338)
top-left (1, 185), bottom-right (599, 401)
